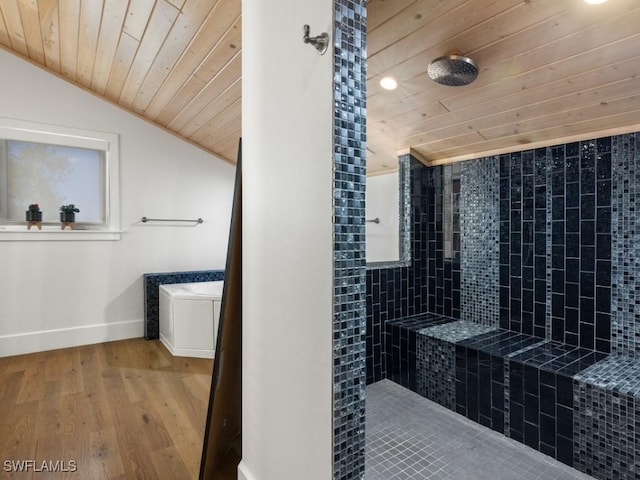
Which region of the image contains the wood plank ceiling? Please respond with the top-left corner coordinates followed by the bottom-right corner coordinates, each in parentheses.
top-left (0, 0), bottom-right (242, 162)
top-left (367, 0), bottom-right (640, 173)
top-left (0, 0), bottom-right (639, 175)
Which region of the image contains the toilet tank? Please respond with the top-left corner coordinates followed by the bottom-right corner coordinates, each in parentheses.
top-left (159, 281), bottom-right (224, 358)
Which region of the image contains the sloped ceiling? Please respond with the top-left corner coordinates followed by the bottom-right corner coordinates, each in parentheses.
top-left (1, 0), bottom-right (639, 174)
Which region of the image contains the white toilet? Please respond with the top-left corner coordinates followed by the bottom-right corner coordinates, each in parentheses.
top-left (159, 281), bottom-right (223, 358)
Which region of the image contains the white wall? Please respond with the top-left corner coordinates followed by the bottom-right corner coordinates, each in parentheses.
top-left (240, 0), bottom-right (334, 479)
top-left (366, 171), bottom-right (400, 263)
top-left (0, 50), bottom-right (235, 356)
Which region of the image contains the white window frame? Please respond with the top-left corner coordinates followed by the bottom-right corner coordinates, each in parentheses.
top-left (0, 117), bottom-right (120, 241)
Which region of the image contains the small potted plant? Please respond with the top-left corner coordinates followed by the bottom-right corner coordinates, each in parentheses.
top-left (26, 203), bottom-right (43, 230)
top-left (25, 203), bottom-right (42, 222)
top-left (60, 204), bottom-right (79, 229)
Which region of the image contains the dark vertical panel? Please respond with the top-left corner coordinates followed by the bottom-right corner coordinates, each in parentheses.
top-left (200, 144), bottom-right (242, 480)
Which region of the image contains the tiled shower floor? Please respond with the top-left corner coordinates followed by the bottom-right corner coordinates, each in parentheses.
top-left (365, 380), bottom-right (594, 480)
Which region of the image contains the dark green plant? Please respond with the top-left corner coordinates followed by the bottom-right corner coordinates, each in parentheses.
top-left (28, 203), bottom-right (40, 212)
top-left (60, 204), bottom-right (80, 214)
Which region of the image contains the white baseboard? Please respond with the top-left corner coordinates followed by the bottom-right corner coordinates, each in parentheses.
top-left (237, 462), bottom-right (256, 480)
top-left (0, 319), bottom-right (144, 357)
top-left (159, 333), bottom-right (215, 359)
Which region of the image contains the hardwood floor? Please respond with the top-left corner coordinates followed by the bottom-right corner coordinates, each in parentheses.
top-left (0, 338), bottom-right (213, 479)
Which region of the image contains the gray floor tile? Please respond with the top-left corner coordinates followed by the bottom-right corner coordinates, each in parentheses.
top-left (365, 380), bottom-right (595, 480)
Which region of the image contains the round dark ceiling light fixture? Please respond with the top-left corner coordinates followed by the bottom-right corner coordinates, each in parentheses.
top-left (427, 51), bottom-right (479, 86)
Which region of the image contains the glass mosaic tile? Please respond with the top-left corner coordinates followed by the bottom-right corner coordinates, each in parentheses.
top-left (332, 1), bottom-right (367, 478)
top-left (611, 133), bottom-right (640, 357)
top-left (387, 312), bottom-right (455, 331)
top-left (574, 356), bottom-right (640, 479)
top-left (364, 123), bottom-right (638, 480)
top-left (415, 320), bottom-right (496, 409)
top-left (419, 319), bottom-right (497, 343)
top-left (460, 157), bottom-right (500, 327)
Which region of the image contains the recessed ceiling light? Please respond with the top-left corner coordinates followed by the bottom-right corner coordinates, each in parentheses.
top-left (584, 0), bottom-right (607, 4)
top-left (380, 77), bottom-right (398, 90)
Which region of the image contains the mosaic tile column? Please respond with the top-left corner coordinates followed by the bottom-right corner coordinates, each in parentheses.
top-left (574, 357), bottom-right (640, 479)
top-left (460, 157), bottom-right (500, 326)
top-left (611, 133), bottom-right (640, 357)
top-left (332, 1), bottom-right (367, 478)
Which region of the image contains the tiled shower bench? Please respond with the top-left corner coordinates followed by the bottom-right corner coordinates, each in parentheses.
top-left (385, 314), bottom-right (640, 480)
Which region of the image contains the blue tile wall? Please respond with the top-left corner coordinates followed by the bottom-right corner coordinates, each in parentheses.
top-left (366, 158), bottom-right (434, 385)
top-left (457, 330), bottom-right (543, 435)
top-left (143, 269), bottom-right (224, 339)
top-left (460, 157), bottom-right (500, 326)
top-left (611, 133), bottom-right (640, 357)
top-left (574, 357), bottom-right (640, 478)
top-left (499, 149), bottom-right (548, 337)
top-left (365, 130), bottom-right (640, 480)
top-left (506, 341), bottom-right (605, 464)
top-left (366, 158), bottom-right (463, 385)
top-left (332, 1), bottom-right (367, 478)
top-left (417, 320), bottom-right (496, 409)
top-left (497, 139), bottom-right (612, 353)
top-left (427, 164), bottom-right (462, 318)
top-left (385, 313), bottom-right (453, 391)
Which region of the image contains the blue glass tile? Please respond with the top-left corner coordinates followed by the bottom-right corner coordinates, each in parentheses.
top-left (143, 269), bottom-right (224, 339)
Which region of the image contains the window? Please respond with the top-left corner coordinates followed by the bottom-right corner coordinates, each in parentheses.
top-left (0, 118), bottom-right (120, 241)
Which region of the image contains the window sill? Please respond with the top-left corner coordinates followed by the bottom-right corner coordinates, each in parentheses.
top-left (0, 227), bottom-right (121, 241)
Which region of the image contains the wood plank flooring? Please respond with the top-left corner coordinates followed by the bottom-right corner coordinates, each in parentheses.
top-left (0, 338), bottom-right (213, 479)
